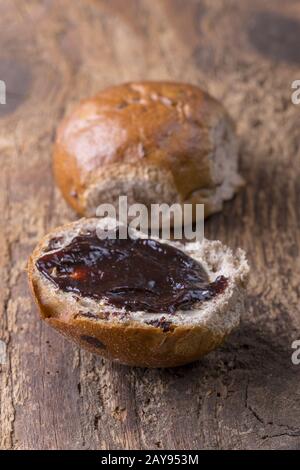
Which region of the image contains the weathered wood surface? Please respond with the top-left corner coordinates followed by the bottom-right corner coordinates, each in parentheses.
top-left (0, 0), bottom-right (300, 450)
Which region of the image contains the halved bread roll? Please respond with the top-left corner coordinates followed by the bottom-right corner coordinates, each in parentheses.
top-left (28, 218), bottom-right (249, 368)
top-left (53, 81), bottom-right (244, 220)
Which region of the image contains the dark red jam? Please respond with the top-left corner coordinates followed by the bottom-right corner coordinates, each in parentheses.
top-left (36, 232), bottom-right (228, 314)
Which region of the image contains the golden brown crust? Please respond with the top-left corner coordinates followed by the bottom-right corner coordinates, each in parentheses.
top-left (46, 318), bottom-right (225, 368)
top-left (29, 262), bottom-right (225, 368)
top-left (53, 81), bottom-right (243, 218)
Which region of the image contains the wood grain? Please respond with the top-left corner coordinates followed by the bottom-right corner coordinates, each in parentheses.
top-left (0, 0), bottom-right (300, 450)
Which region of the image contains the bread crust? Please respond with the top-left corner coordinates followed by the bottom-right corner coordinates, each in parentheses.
top-left (28, 218), bottom-right (249, 368)
top-left (53, 81), bottom-right (244, 219)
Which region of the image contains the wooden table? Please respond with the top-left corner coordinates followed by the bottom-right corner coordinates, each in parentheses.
top-left (0, 0), bottom-right (300, 450)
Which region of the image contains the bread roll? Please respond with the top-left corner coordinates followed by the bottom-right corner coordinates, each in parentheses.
top-left (28, 218), bottom-right (249, 368)
top-left (53, 82), bottom-right (244, 219)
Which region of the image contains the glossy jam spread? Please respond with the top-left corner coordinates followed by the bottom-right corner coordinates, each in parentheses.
top-left (36, 232), bottom-right (228, 314)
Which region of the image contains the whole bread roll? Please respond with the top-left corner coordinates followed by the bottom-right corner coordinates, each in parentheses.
top-left (53, 81), bottom-right (244, 219)
top-left (28, 218), bottom-right (249, 368)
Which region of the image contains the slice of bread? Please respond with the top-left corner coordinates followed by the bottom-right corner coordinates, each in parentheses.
top-left (28, 218), bottom-right (249, 368)
top-left (53, 81), bottom-right (244, 220)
